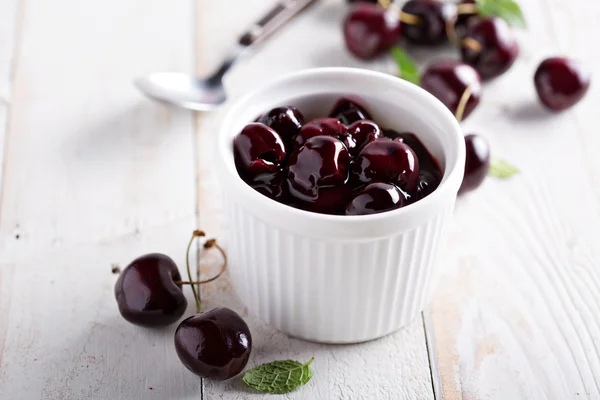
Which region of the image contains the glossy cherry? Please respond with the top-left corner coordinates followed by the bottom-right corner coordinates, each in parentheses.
top-left (346, 120), bottom-right (382, 155)
top-left (249, 169), bottom-right (287, 202)
top-left (460, 134), bottom-right (490, 193)
top-left (461, 17), bottom-right (519, 80)
top-left (383, 130), bottom-right (440, 174)
top-left (351, 138), bottom-right (420, 191)
top-left (401, 0), bottom-right (457, 46)
top-left (293, 118), bottom-right (348, 148)
top-left (258, 106), bottom-right (304, 147)
top-left (346, 182), bottom-right (407, 215)
top-left (534, 57), bottom-right (591, 111)
top-left (421, 59), bottom-right (482, 121)
top-left (174, 307), bottom-right (252, 380)
top-left (412, 170), bottom-right (441, 201)
top-left (343, 3), bottom-right (402, 60)
top-left (233, 123), bottom-right (286, 178)
top-left (455, 0), bottom-right (478, 36)
top-left (329, 96), bottom-right (372, 125)
top-left (287, 136), bottom-right (351, 214)
top-left (114, 253), bottom-right (187, 327)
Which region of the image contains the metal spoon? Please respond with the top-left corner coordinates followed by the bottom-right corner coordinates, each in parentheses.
top-left (135, 0), bottom-right (320, 111)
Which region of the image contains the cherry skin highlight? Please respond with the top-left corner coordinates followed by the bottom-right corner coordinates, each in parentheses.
top-left (534, 57), bottom-right (591, 111)
top-left (174, 307), bottom-right (252, 381)
top-left (343, 3), bottom-right (402, 60)
top-left (114, 253), bottom-right (187, 327)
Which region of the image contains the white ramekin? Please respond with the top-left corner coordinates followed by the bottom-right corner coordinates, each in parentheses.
top-left (215, 67), bottom-right (465, 343)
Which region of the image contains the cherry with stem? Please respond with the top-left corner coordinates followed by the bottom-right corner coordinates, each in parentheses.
top-left (174, 230), bottom-right (252, 381)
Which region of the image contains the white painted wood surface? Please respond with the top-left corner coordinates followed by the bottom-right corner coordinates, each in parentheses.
top-left (0, 0), bottom-right (599, 399)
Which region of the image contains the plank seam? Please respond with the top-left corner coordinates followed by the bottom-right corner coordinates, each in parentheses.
top-left (422, 310), bottom-right (441, 400)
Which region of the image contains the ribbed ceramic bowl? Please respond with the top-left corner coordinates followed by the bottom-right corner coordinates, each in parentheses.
top-left (215, 68), bottom-right (465, 343)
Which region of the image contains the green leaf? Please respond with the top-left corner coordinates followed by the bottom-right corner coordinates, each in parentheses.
top-left (390, 46), bottom-right (420, 86)
top-left (243, 358), bottom-right (314, 394)
top-left (476, 0), bottom-right (527, 29)
top-left (489, 158), bottom-right (519, 179)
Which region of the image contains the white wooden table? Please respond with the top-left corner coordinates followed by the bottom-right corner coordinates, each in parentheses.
top-left (0, 0), bottom-right (599, 398)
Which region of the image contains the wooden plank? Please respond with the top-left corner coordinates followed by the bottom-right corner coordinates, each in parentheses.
top-left (428, 0), bottom-right (600, 397)
top-left (0, 0), bottom-right (20, 102)
top-left (0, 0), bottom-right (201, 398)
top-left (196, 1), bottom-right (434, 398)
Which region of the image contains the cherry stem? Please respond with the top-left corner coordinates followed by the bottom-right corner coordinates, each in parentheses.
top-left (446, 15), bottom-right (459, 45)
top-left (377, 0), bottom-right (421, 25)
top-left (460, 37), bottom-right (482, 52)
top-left (455, 84), bottom-right (473, 123)
top-left (200, 239), bottom-right (228, 285)
top-left (398, 10), bottom-right (421, 25)
top-left (184, 230), bottom-right (229, 314)
top-left (456, 3), bottom-right (478, 15)
top-left (185, 229), bottom-right (205, 313)
top-left (377, 0), bottom-right (391, 8)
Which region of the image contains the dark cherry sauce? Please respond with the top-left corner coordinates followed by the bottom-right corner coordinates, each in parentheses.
top-left (233, 97), bottom-right (443, 216)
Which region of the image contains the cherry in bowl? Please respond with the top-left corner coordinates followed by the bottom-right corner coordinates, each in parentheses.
top-left (351, 138), bottom-right (420, 192)
top-left (346, 182), bottom-right (408, 215)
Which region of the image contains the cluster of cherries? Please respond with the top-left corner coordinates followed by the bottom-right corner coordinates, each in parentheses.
top-left (234, 97), bottom-right (453, 216)
top-left (342, 0), bottom-right (590, 196)
top-left (343, 0), bottom-right (590, 116)
top-left (114, 231), bottom-right (253, 381)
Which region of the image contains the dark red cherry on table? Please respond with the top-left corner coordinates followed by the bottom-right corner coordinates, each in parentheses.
top-left (233, 123), bottom-right (286, 178)
top-left (401, 0), bottom-right (457, 46)
top-left (534, 57), bottom-right (591, 111)
top-left (460, 134), bottom-right (490, 193)
top-left (293, 118), bottom-right (348, 148)
top-left (346, 120), bottom-right (382, 155)
top-left (329, 96), bottom-right (372, 125)
top-left (114, 253), bottom-right (187, 327)
top-left (421, 60), bottom-right (482, 121)
top-left (287, 136), bottom-right (351, 214)
top-left (352, 138), bottom-right (420, 191)
top-left (455, 0), bottom-right (478, 36)
top-left (343, 3), bottom-right (402, 60)
top-left (346, 182), bottom-right (407, 215)
top-left (175, 307), bottom-right (252, 380)
top-left (258, 106), bottom-right (304, 147)
top-left (461, 17), bottom-right (519, 80)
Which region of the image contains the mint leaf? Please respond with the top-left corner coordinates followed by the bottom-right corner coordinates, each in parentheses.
top-left (390, 46), bottom-right (420, 86)
top-left (243, 358), bottom-right (314, 394)
top-left (476, 0), bottom-right (527, 29)
top-left (489, 158), bottom-right (519, 178)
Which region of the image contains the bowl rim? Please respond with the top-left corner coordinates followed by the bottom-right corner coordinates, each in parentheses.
top-left (216, 67), bottom-right (465, 223)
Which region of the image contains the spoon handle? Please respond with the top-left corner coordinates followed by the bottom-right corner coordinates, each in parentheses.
top-left (238, 0), bottom-right (320, 47)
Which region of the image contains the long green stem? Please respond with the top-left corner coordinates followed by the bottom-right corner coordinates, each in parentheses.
top-left (185, 230), bottom-right (205, 313)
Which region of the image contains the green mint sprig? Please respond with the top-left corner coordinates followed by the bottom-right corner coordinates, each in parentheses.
top-left (390, 46), bottom-right (420, 86)
top-left (489, 158), bottom-right (519, 178)
top-left (476, 0), bottom-right (527, 29)
top-left (243, 357), bottom-right (314, 394)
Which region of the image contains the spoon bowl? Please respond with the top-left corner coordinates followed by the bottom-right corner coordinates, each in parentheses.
top-left (134, 72), bottom-right (226, 111)
top-left (134, 0), bottom-right (320, 111)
